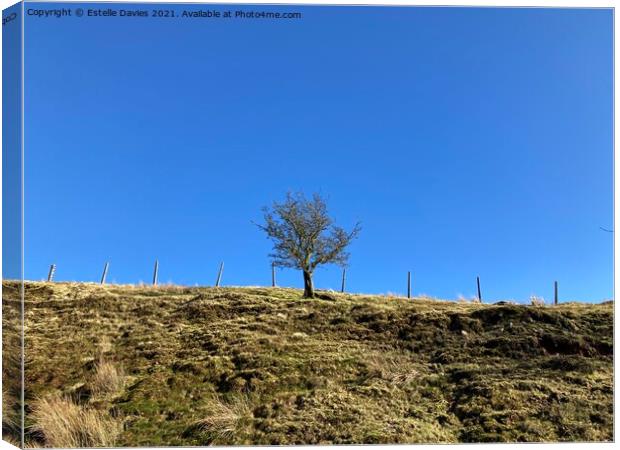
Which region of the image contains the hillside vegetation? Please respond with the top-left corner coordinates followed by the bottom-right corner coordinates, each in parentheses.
top-left (2, 281), bottom-right (614, 446)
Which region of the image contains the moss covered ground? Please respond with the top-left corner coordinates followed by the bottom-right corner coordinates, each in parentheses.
top-left (2, 281), bottom-right (614, 445)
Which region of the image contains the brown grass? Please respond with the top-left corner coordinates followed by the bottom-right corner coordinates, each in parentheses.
top-left (189, 396), bottom-right (252, 444)
top-left (30, 395), bottom-right (121, 447)
top-left (2, 385), bottom-right (20, 435)
top-left (90, 360), bottom-right (125, 398)
top-left (2, 434), bottom-right (21, 448)
top-left (364, 352), bottom-right (420, 386)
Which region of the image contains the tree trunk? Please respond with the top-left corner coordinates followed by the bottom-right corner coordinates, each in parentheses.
top-left (302, 270), bottom-right (314, 298)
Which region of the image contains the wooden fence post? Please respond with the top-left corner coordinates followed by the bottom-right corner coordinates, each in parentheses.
top-left (341, 268), bottom-right (346, 293)
top-left (152, 260), bottom-right (159, 286)
top-left (100, 262), bottom-right (109, 285)
top-left (407, 271), bottom-right (411, 299)
top-left (554, 281), bottom-right (558, 305)
top-left (477, 276), bottom-right (482, 303)
top-left (215, 262), bottom-right (224, 287)
top-left (47, 264), bottom-right (56, 282)
top-left (271, 262), bottom-right (276, 287)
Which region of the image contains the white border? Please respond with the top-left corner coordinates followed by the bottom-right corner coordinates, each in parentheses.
top-left (0, 1), bottom-right (616, 450)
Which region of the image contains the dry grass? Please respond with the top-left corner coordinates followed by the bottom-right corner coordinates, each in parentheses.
top-left (384, 291), bottom-right (406, 299)
top-left (364, 352), bottom-right (420, 386)
top-left (530, 295), bottom-right (546, 306)
top-left (2, 290), bottom-right (23, 441)
top-left (96, 336), bottom-right (112, 357)
top-left (457, 294), bottom-right (480, 303)
top-left (90, 360), bottom-right (125, 398)
top-left (30, 395), bottom-right (121, 447)
top-left (2, 385), bottom-right (20, 435)
top-left (189, 396), bottom-right (252, 444)
top-left (2, 434), bottom-right (22, 448)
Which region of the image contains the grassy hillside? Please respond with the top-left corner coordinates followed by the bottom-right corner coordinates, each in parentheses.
top-left (2, 281), bottom-right (614, 446)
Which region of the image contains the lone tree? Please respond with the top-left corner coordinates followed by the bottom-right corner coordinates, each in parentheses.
top-left (256, 192), bottom-right (361, 298)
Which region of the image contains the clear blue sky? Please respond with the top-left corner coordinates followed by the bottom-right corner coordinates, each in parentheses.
top-left (21, 3), bottom-right (613, 302)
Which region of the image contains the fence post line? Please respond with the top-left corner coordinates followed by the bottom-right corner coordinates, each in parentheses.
top-left (152, 260), bottom-right (159, 286)
top-left (271, 262), bottom-right (276, 287)
top-left (477, 276), bottom-right (482, 303)
top-left (47, 264), bottom-right (56, 282)
top-left (554, 281), bottom-right (558, 305)
top-left (215, 262), bottom-right (224, 287)
top-left (407, 271), bottom-right (411, 299)
top-left (100, 262), bottom-right (109, 285)
top-left (341, 268), bottom-right (346, 293)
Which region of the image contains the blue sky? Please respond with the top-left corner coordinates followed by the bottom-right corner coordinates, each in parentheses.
top-left (21, 4), bottom-right (612, 302)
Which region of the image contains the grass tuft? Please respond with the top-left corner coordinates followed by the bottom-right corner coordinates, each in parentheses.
top-left (186, 396), bottom-right (252, 444)
top-left (90, 360), bottom-right (125, 398)
top-left (30, 395), bottom-right (121, 447)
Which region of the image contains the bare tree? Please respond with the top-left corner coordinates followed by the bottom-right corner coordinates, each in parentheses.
top-left (256, 192), bottom-right (361, 298)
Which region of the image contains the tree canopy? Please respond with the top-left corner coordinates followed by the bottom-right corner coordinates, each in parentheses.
top-left (256, 192), bottom-right (361, 298)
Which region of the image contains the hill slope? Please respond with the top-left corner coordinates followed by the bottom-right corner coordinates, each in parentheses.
top-left (2, 281), bottom-right (614, 445)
